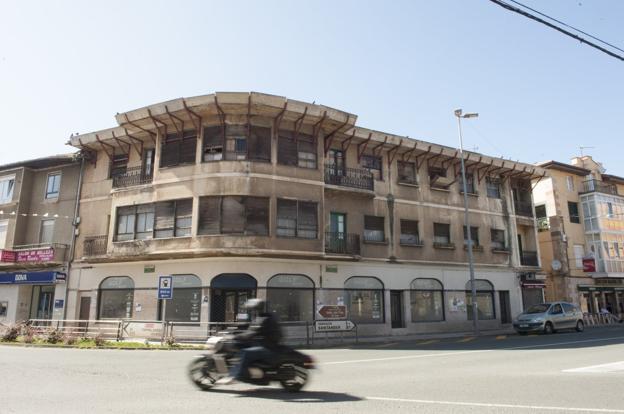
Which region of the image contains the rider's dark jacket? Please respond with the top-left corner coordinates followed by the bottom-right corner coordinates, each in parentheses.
top-left (237, 312), bottom-right (282, 350)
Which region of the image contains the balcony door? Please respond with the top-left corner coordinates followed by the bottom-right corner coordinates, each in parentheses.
top-left (328, 212), bottom-right (347, 252)
top-left (142, 148), bottom-right (155, 178)
top-left (328, 149), bottom-right (345, 176)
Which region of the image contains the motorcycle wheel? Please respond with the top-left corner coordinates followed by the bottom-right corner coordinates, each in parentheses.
top-left (279, 363), bottom-right (308, 393)
top-left (188, 357), bottom-right (217, 391)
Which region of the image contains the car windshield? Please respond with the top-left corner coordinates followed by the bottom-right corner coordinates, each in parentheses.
top-left (525, 304), bottom-right (550, 314)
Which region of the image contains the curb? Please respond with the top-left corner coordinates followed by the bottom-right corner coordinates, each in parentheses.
top-left (0, 342), bottom-right (204, 351)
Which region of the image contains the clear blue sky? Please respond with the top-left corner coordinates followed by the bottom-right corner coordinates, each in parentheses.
top-left (1, 1), bottom-right (622, 174)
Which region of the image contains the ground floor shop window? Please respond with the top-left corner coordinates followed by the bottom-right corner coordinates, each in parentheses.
top-left (344, 277), bottom-right (384, 324)
top-left (266, 274), bottom-right (315, 322)
top-left (98, 276), bottom-right (134, 319)
top-left (410, 278), bottom-right (444, 322)
top-left (159, 275), bottom-right (202, 322)
top-left (465, 279), bottom-right (495, 320)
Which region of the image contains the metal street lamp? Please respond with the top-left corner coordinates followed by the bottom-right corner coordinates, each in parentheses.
top-left (455, 108), bottom-right (479, 335)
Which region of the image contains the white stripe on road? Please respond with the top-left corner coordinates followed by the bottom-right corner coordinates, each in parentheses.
top-left (321, 335), bottom-right (624, 365)
top-left (366, 396), bottom-right (624, 413)
top-left (563, 361), bottom-right (624, 373)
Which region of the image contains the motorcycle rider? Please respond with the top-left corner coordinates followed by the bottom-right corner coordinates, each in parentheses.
top-left (217, 298), bottom-right (282, 384)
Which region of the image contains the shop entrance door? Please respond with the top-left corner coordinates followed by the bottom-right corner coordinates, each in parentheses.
top-left (499, 291), bottom-right (512, 324)
top-left (31, 286), bottom-right (55, 320)
top-left (210, 274), bottom-right (257, 323)
top-left (390, 291), bottom-right (404, 328)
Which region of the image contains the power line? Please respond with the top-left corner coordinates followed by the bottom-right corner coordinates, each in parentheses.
top-left (488, 0), bottom-right (624, 62)
top-left (508, 0), bottom-right (624, 54)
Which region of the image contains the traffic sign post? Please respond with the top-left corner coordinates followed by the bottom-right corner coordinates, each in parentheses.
top-left (158, 276), bottom-right (173, 332)
top-left (158, 276), bottom-right (173, 299)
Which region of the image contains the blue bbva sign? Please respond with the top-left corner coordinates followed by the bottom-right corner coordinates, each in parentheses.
top-left (0, 271), bottom-right (66, 284)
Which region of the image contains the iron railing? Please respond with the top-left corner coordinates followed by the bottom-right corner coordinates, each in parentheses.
top-left (514, 200), bottom-right (534, 217)
top-left (520, 251), bottom-right (539, 267)
top-left (580, 179), bottom-right (619, 196)
top-left (325, 232), bottom-right (361, 255)
top-left (83, 235), bottom-right (108, 256)
top-left (112, 166), bottom-right (153, 189)
top-left (324, 164), bottom-right (374, 191)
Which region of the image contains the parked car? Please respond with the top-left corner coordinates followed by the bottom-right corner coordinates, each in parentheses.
top-left (513, 302), bottom-right (584, 334)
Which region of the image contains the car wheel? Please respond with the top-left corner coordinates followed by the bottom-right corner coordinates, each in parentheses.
top-left (543, 322), bottom-right (554, 334)
top-left (575, 320), bottom-right (584, 332)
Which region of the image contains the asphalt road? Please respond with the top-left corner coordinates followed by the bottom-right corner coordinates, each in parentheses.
top-left (1, 326), bottom-right (624, 414)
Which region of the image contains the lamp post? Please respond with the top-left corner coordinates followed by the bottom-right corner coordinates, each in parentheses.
top-left (454, 109), bottom-right (479, 335)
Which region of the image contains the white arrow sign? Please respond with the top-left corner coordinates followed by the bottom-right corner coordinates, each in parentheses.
top-left (314, 320), bottom-right (356, 333)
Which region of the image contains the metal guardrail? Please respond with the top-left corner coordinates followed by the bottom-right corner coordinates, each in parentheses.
top-left (23, 319), bottom-right (359, 347)
top-left (112, 166), bottom-right (153, 189)
top-left (324, 164), bottom-right (374, 191)
top-left (583, 313), bottom-right (622, 326)
top-left (83, 235), bottom-right (108, 256)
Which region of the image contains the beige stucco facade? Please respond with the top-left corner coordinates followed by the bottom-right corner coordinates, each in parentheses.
top-left (0, 155), bottom-right (81, 324)
top-left (534, 156), bottom-right (624, 316)
top-left (65, 92), bottom-right (544, 336)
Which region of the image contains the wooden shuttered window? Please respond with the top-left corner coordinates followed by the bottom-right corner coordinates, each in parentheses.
top-left (276, 199), bottom-right (318, 239)
top-left (198, 197), bottom-right (221, 235)
top-left (364, 215), bottom-right (385, 242)
top-left (203, 125), bottom-right (271, 162)
top-left (248, 126), bottom-right (271, 162)
top-left (397, 161), bottom-right (417, 185)
top-left (278, 130), bottom-right (298, 166)
top-left (198, 196), bottom-right (269, 236)
top-left (115, 199), bottom-right (192, 241)
top-left (277, 130), bottom-right (317, 169)
top-left (161, 130), bottom-right (197, 167)
top-left (154, 199), bottom-right (193, 238)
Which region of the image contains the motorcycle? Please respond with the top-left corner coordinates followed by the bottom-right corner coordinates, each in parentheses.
top-left (188, 328), bottom-right (315, 392)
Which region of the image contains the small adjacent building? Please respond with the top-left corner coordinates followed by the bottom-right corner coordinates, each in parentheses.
top-left (0, 154), bottom-right (81, 324)
top-left (534, 156), bottom-right (624, 316)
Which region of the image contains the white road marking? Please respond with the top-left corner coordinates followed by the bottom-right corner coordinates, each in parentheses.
top-left (321, 335), bottom-right (624, 365)
top-left (563, 361), bottom-right (624, 373)
top-left (366, 396), bottom-right (624, 413)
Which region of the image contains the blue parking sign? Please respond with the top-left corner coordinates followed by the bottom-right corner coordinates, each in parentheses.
top-left (158, 276), bottom-right (173, 299)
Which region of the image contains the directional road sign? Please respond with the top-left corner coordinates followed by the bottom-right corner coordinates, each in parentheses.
top-left (314, 320), bottom-right (356, 333)
top-left (317, 305), bottom-right (347, 319)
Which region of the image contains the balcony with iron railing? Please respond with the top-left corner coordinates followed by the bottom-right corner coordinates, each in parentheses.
top-left (83, 235), bottom-right (108, 257)
top-left (112, 166), bottom-right (153, 189)
top-left (520, 250), bottom-right (539, 267)
top-left (324, 164), bottom-right (374, 192)
top-left (324, 232), bottom-right (361, 255)
top-left (580, 179), bottom-right (619, 196)
top-left (514, 200), bottom-right (534, 217)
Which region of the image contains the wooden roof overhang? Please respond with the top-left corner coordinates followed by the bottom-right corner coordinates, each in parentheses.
top-left (68, 91), bottom-right (544, 180)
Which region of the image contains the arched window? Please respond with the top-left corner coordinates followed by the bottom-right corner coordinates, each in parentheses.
top-left (210, 274), bottom-right (257, 323)
top-left (410, 278), bottom-right (445, 322)
top-left (98, 276), bottom-right (134, 319)
top-left (266, 274), bottom-right (315, 322)
top-left (465, 279), bottom-right (495, 320)
top-left (160, 275), bottom-right (202, 323)
top-left (344, 277), bottom-right (384, 324)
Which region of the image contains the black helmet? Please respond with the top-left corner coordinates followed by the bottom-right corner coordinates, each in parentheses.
top-left (243, 298), bottom-right (265, 312)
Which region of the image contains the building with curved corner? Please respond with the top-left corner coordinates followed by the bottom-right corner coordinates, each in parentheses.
top-left (66, 91), bottom-right (544, 337)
